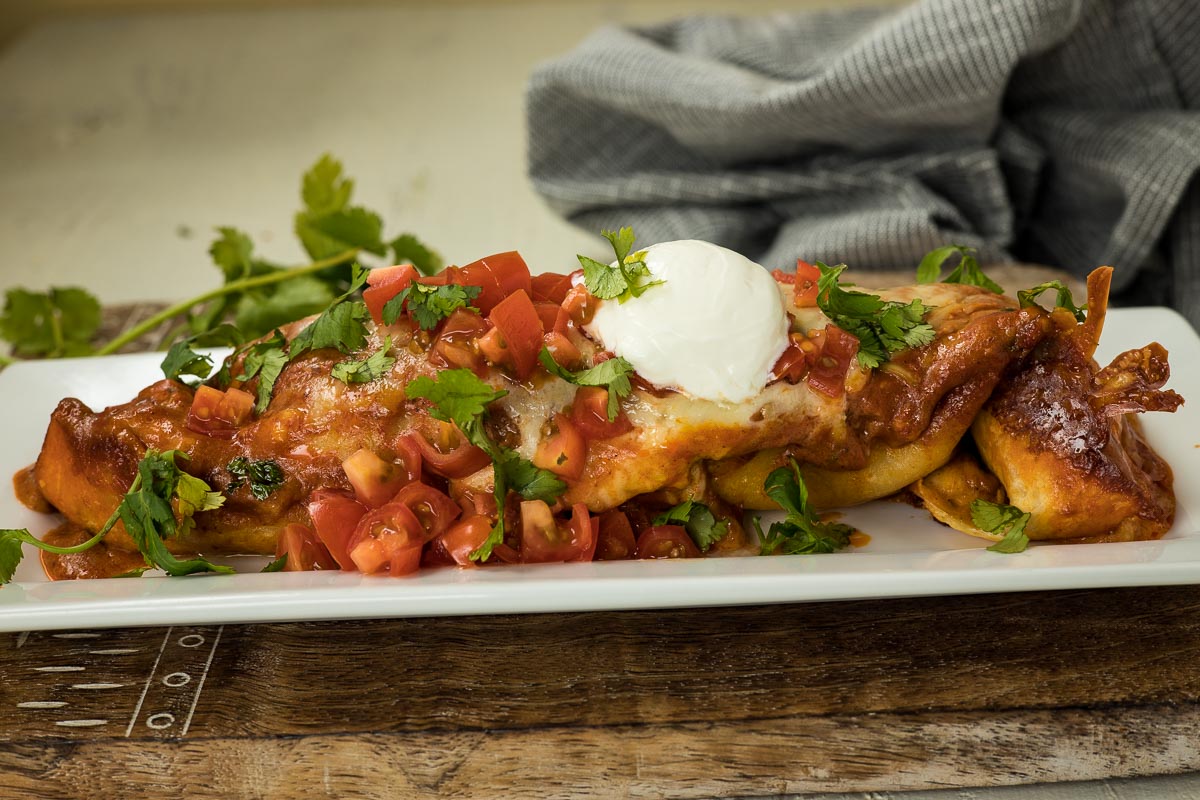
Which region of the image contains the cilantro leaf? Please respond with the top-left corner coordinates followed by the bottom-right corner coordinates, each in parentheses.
top-left (652, 500), bottom-right (729, 553)
top-left (406, 369), bottom-right (508, 431)
top-left (160, 323), bottom-right (244, 383)
top-left (237, 330), bottom-right (290, 413)
top-left (971, 499), bottom-right (1031, 554)
top-left (538, 349), bottom-right (635, 421)
top-left (494, 448), bottom-right (567, 503)
top-left (233, 275), bottom-right (336, 338)
top-left (390, 233), bottom-right (443, 277)
top-left (227, 457), bottom-right (287, 501)
top-left (261, 554), bottom-right (288, 572)
top-left (1018, 281), bottom-right (1087, 322)
top-left (295, 154), bottom-right (386, 260)
top-left (0, 530), bottom-right (29, 583)
top-left (288, 265), bottom-right (371, 358)
top-left (757, 459), bottom-right (852, 556)
top-left (209, 227), bottom-right (256, 282)
top-left (815, 262), bottom-right (936, 368)
top-left (383, 284), bottom-right (482, 330)
top-left (579, 227), bottom-right (663, 302)
top-left (916, 245), bottom-right (1003, 293)
top-left (115, 450), bottom-right (233, 577)
top-left (0, 287), bottom-right (102, 358)
top-left (332, 337), bottom-right (396, 384)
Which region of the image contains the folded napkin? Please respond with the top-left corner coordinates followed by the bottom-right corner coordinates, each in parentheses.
top-left (526, 0), bottom-right (1200, 329)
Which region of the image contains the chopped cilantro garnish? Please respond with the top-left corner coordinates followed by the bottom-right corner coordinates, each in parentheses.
top-left (815, 262), bottom-right (936, 369)
top-left (578, 227), bottom-right (663, 303)
top-left (1018, 280), bottom-right (1087, 322)
top-left (332, 337), bottom-right (395, 384)
top-left (382, 283), bottom-right (481, 330)
top-left (538, 348), bottom-right (635, 421)
top-left (652, 500), bottom-right (729, 553)
top-left (227, 457), bottom-right (287, 501)
top-left (755, 458), bottom-right (852, 556)
top-left (237, 330), bottom-right (290, 413)
top-left (288, 264), bottom-right (371, 358)
top-left (406, 369), bottom-right (566, 561)
top-left (261, 554), bottom-right (289, 572)
top-left (160, 323), bottom-right (244, 384)
top-left (915, 245), bottom-right (1003, 294)
top-left (971, 499), bottom-right (1031, 554)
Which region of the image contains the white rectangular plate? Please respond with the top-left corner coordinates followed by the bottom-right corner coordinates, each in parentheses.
top-left (2, 308), bottom-right (1199, 632)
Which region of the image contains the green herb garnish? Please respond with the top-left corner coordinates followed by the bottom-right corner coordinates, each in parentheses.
top-left (815, 262), bottom-right (936, 369)
top-left (653, 500), bottom-right (729, 553)
top-left (916, 245), bottom-right (1003, 293)
top-left (538, 349), bottom-right (635, 422)
top-left (578, 227), bottom-right (662, 303)
top-left (226, 457), bottom-right (287, 501)
top-left (1018, 281), bottom-right (1087, 322)
top-left (382, 283), bottom-right (481, 330)
top-left (755, 458), bottom-right (853, 555)
top-left (971, 499), bottom-right (1031, 554)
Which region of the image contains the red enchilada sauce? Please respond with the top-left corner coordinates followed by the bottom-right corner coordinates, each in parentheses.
top-left (38, 523), bottom-right (148, 581)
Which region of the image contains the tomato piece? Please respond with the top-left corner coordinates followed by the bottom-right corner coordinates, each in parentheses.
top-left (485, 289), bottom-right (544, 379)
top-left (569, 386), bottom-right (633, 440)
top-left (520, 501), bottom-right (597, 563)
top-left (561, 282), bottom-right (597, 327)
top-left (275, 523), bottom-right (338, 572)
top-left (187, 385), bottom-right (251, 438)
top-left (542, 331), bottom-right (582, 370)
top-left (533, 413), bottom-right (587, 479)
top-left (531, 271), bottom-right (574, 304)
top-left (807, 324), bottom-right (859, 398)
top-left (771, 268), bottom-right (795, 285)
top-left (429, 308), bottom-right (488, 373)
top-left (363, 264), bottom-right (418, 325)
top-left (349, 501), bottom-right (428, 575)
top-left (595, 510), bottom-right (637, 561)
top-left (434, 514), bottom-right (494, 567)
top-left (342, 448), bottom-right (414, 508)
top-left (404, 428), bottom-right (491, 479)
top-left (793, 259), bottom-right (820, 307)
top-left (391, 481), bottom-right (462, 539)
top-left (307, 490), bottom-right (370, 570)
top-left (636, 525), bottom-right (702, 559)
top-left (457, 251), bottom-right (532, 315)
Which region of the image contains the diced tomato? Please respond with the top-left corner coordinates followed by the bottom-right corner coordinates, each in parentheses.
top-left (793, 260), bottom-right (820, 307)
top-left (484, 289), bottom-right (544, 379)
top-left (275, 523), bottom-right (338, 572)
top-left (187, 385), bottom-right (253, 438)
top-left (341, 449), bottom-right (413, 508)
top-left (457, 251), bottom-right (532, 315)
top-left (595, 510), bottom-right (637, 560)
top-left (542, 331), bottom-right (582, 370)
top-left (520, 501), bottom-right (597, 563)
top-left (531, 271), bottom-right (574, 304)
top-left (390, 481), bottom-right (462, 539)
top-left (636, 525), bottom-right (702, 559)
top-left (533, 413), bottom-right (587, 479)
top-left (533, 301), bottom-right (567, 335)
top-left (561, 282), bottom-right (597, 327)
top-left (348, 501), bottom-right (429, 575)
top-left (363, 264), bottom-right (418, 325)
top-left (404, 427), bottom-right (491, 479)
top-left (433, 514), bottom-right (494, 567)
top-left (807, 324), bottom-right (859, 398)
top-left (429, 308), bottom-right (488, 373)
top-left (569, 386), bottom-right (633, 440)
top-left (307, 490), bottom-right (370, 570)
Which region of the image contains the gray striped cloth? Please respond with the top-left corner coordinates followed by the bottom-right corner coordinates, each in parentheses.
top-left (526, 0), bottom-right (1200, 329)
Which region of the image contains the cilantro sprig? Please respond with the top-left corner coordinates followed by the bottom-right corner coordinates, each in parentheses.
top-left (815, 262), bottom-right (936, 369)
top-left (971, 499), bottom-right (1031, 554)
top-left (755, 459), bottom-right (853, 556)
top-left (916, 245), bottom-right (1003, 293)
top-left (538, 349), bottom-right (635, 422)
top-left (332, 337), bottom-right (396, 385)
top-left (226, 457), bottom-right (287, 501)
top-left (1, 155), bottom-right (440, 368)
top-left (160, 323), bottom-right (244, 384)
top-left (578, 227), bottom-right (663, 303)
top-left (653, 501), bottom-right (729, 553)
top-left (1018, 280), bottom-right (1087, 322)
top-left (0, 450), bottom-right (232, 584)
top-left (382, 283), bottom-right (482, 330)
top-left (406, 369), bottom-right (567, 562)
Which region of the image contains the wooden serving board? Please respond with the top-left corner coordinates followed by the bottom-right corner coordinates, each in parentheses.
top-left (3, 587), bottom-right (1200, 798)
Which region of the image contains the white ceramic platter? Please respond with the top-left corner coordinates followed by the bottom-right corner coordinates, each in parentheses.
top-left (1, 308), bottom-right (1198, 632)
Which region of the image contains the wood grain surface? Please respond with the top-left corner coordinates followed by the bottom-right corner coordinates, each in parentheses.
top-left (4, 587), bottom-right (1200, 798)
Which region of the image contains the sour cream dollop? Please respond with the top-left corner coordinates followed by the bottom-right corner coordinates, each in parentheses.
top-left (584, 239), bottom-right (789, 404)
